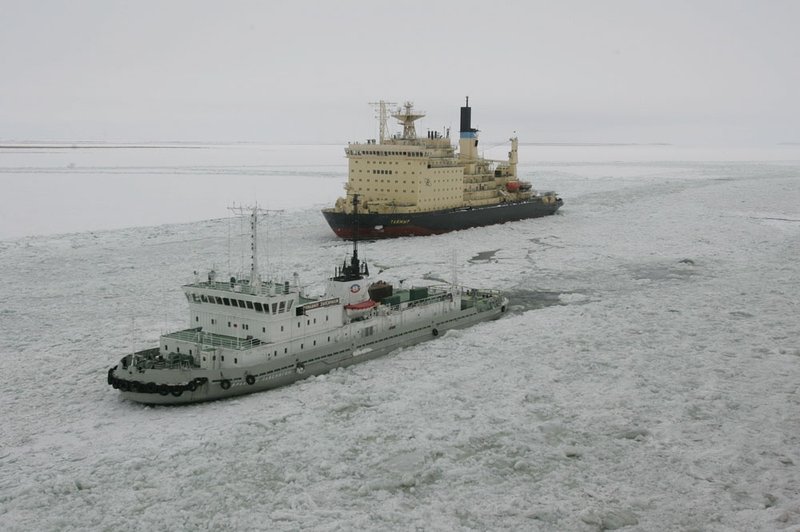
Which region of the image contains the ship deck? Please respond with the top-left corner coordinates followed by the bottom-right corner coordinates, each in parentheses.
top-left (163, 328), bottom-right (263, 350)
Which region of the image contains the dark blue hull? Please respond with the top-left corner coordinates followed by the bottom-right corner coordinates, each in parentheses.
top-left (322, 197), bottom-right (563, 239)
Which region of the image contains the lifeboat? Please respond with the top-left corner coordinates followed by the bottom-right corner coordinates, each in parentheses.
top-left (506, 181), bottom-right (521, 192)
top-left (345, 299), bottom-right (377, 319)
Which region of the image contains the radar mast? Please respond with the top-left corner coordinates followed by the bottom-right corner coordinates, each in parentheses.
top-left (392, 102), bottom-right (425, 140)
top-left (228, 204), bottom-right (283, 289)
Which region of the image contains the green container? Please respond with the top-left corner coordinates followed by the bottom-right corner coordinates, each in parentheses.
top-left (383, 295), bottom-right (401, 306)
top-left (409, 287), bottom-right (429, 300)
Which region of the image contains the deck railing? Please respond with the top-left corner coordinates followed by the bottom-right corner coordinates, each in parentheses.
top-left (163, 328), bottom-right (261, 350)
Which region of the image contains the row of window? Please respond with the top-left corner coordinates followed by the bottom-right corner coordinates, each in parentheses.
top-left (195, 313), bottom-right (330, 336)
top-left (356, 188), bottom-right (461, 196)
top-left (353, 168), bottom-right (458, 174)
top-left (351, 150), bottom-right (426, 157)
top-left (355, 177), bottom-right (410, 183)
top-left (190, 293), bottom-right (292, 314)
top-left (355, 169), bottom-right (415, 174)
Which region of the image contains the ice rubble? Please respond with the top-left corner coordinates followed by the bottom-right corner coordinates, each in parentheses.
top-left (1, 146), bottom-right (799, 531)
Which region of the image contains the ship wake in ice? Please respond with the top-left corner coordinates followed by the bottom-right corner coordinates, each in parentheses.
top-left (1, 144), bottom-right (799, 531)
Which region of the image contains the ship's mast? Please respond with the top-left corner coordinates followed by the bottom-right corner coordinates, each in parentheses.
top-left (352, 193), bottom-right (360, 270)
top-left (369, 100), bottom-right (397, 143)
top-left (334, 194), bottom-right (369, 281)
top-left (228, 204), bottom-right (283, 288)
top-left (392, 102), bottom-right (425, 140)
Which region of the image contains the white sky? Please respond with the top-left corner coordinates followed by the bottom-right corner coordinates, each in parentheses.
top-left (1, 0), bottom-right (798, 145)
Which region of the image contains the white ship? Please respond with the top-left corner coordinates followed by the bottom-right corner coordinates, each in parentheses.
top-left (108, 199), bottom-right (508, 404)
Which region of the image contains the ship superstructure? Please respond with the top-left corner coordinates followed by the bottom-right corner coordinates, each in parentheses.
top-left (108, 200), bottom-right (508, 404)
top-left (322, 98), bottom-right (562, 238)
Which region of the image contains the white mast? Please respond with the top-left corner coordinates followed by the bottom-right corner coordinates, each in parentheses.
top-left (228, 204), bottom-right (283, 291)
top-left (451, 249), bottom-right (459, 289)
top-left (369, 100), bottom-right (397, 143)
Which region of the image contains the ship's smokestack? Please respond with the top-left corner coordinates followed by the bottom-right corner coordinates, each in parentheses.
top-left (460, 96), bottom-right (472, 133)
top-left (459, 96), bottom-right (479, 165)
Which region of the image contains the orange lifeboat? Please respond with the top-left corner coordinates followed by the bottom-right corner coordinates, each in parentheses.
top-left (345, 299), bottom-right (377, 310)
top-left (506, 181), bottom-right (521, 192)
top-left (345, 299), bottom-right (377, 319)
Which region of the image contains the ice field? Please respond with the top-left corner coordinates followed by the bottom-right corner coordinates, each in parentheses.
top-left (1, 143), bottom-right (799, 530)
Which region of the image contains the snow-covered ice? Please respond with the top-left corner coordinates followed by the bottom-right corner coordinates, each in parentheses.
top-left (1, 144), bottom-right (799, 531)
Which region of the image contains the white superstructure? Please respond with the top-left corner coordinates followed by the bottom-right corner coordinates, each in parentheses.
top-left (109, 201), bottom-right (508, 404)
